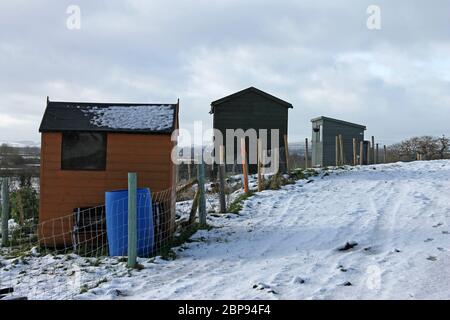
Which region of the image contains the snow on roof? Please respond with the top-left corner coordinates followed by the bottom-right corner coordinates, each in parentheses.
top-left (39, 101), bottom-right (178, 133)
top-left (82, 105), bottom-right (174, 131)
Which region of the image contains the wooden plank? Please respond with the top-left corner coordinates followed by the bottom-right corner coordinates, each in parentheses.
top-left (305, 138), bottom-right (309, 169)
top-left (284, 134), bottom-right (290, 173)
top-left (335, 136), bottom-right (339, 166)
top-left (360, 141), bottom-right (364, 165)
top-left (241, 138), bottom-right (249, 193)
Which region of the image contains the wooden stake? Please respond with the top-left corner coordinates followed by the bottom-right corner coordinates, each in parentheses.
top-left (241, 138), bottom-right (249, 194)
top-left (352, 138), bottom-right (357, 166)
top-left (284, 134), bottom-right (290, 173)
top-left (335, 136), bottom-right (340, 167)
top-left (198, 156), bottom-right (207, 226)
top-left (339, 134), bottom-right (344, 166)
top-left (257, 139), bottom-right (263, 192)
top-left (367, 142), bottom-right (371, 165)
top-left (376, 143), bottom-right (379, 164)
top-left (189, 190), bottom-right (200, 225)
top-left (187, 162), bottom-right (191, 180)
top-left (218, 145), bottom-right (226, 213)
top-left (384, 145), bottom-right (387, 163)
top-left (305, 138), bottom-right (309, 169)
top-left (1, 178), bottom-right (9, 247)
top-left (360, 141), bottom-right (364, 165)
top-left (371, 136), bottom-right (375, 164)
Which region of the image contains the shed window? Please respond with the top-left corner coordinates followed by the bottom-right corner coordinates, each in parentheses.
top-left (61, 132), bottom-right (107, 170)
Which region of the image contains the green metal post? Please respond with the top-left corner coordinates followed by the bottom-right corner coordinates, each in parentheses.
top-left (1, 178), bottom-right (9, 247)
top-left (127, 173), bottom-right (137, 268)
top-left (197, 156), bottom-right (207, 227)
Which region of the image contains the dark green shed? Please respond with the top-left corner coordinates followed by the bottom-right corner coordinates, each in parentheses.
top-left (311, 116), bottom-right (366, 167)
top-left (211, 87), bottom-right (293, 173)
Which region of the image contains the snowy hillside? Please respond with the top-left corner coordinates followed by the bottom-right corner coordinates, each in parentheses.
top-left (2, 160), bottom-right (450, 300)
top-left (83, 160), bottom-right (450, 300)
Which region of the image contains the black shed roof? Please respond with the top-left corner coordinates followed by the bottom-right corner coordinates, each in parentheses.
top-left (311, 116), bottom-right (366, 130)
top-left (210, 87), bottom-right (293, 114)
top-left (39, 99), bottom-right (178, 134)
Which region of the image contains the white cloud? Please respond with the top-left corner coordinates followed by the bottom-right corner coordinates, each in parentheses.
top-left (0, 0), bottom-right (450, 143)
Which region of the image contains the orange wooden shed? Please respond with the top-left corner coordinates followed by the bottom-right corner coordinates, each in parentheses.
top-left (38, 98), bottom-right (179, 247)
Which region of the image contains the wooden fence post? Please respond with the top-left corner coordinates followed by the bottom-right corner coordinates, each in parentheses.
top-left (367, 142), bottom-right (371, 165)
top-left (257, 139), bottom-right (263, 192)
top-left (305, 138), bottom-right (309, 169)
top-left (360, 141), bottom-right (364, 165)
top-left (272, 148), bottom-right (280, 177)
top-left (335, 136), bottom-right (339, 166)
top-left (376, 143), bottom-right (379, 164)
top-left (127, 173), bottom-right (137, 268)
top-left (339, 134), bottom-right (344, 166)
top-left (384, 145), bottom-right (387, 163)
top-left (352, 138), bottom-right (357, 166)
top-left (218, 145), bottom-right (226, 213)
top-left (371, 136), bottom-right (375, 164)
top-left (1, 178), bottom-right (9, 247)
top-left (198, 155), bottom-right (207, 227)
top-left (241, 138), bottom-right (249, 194)
top-left (187, 162), bottom-right (191, 180)
top-left (284, 134), bottom-right (290, 173)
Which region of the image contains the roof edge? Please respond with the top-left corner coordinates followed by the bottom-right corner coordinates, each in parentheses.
top-left (210, 86), bottom-right (293, 113)
top-left (39, 98), bottom-right (179, 134)
top-left (311, 116), bottom-right (367, 130)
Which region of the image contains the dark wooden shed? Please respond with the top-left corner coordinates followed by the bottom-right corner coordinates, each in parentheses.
top-left (38, 98), bottom-right (179, 246)
top-left (210, 87), bottom-right (293, 173)
top-left (311, 116), bottom-right (366, 167)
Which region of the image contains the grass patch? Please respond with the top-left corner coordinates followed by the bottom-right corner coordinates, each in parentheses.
top-left (157, 222), bottom-right (203, 261)
top-left (228, 192), bottom-right (255, 214)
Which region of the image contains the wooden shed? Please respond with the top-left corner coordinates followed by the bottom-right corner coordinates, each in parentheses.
top-left (38, 98), bottom-right (179, 246)
top-left (311, 116), bottom-right (366, 167)
top-left (210, 87), bottom-right (293, 173)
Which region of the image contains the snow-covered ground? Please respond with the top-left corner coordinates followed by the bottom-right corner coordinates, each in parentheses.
top-left (2, 160), bottom-right (450, 299)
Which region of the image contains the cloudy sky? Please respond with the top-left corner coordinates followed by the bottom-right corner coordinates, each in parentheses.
top-left (0, 0), bottom-right (449, 145)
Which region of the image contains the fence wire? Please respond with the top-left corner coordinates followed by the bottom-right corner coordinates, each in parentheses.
top-left (0, 186), bottom-right (198, 300)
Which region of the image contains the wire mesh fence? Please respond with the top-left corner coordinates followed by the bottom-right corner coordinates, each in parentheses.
top-left (0, 185), bottom-right (198, 300)
top-left (2, 139), bottom-right (425, 300)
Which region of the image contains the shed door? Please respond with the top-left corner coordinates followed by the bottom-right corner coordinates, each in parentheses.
top-left (313, 125), bottom-right (322, 166)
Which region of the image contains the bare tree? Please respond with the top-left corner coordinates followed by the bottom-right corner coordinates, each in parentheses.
top-left (387, 135), bottom-right (448, 161)
top-left (438, 135), bottom-right (450, 159)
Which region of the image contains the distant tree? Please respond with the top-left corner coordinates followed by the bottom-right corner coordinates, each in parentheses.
top-left (10, 174), bottom-right (39, 225)
top-left (0, 144), bottom-right (25, 167)
top-left (388, 136), bottom-right (446, 161)
top-left (417, 136), bottom-right (439, 160)
top-left (437, 135), bottom-right (450, 159)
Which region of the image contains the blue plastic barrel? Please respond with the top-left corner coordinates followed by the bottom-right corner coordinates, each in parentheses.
top-left (105, 188), bottom-right (154, 257)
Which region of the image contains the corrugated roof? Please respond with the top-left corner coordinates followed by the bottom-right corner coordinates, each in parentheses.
top-left (39, 100), bottom-right (178, 134)
top-left (311, 116), bottom-right (366, 130)
top-left (210, 87), bottom-right (293, 113)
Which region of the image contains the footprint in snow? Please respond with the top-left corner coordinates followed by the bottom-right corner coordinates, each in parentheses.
top-left (104, 288), bottom-right (128, 297)
top-left (292, 276), bottom-right (306, 284)
top-left (340, 281), bottom-right (353, 287)
top-left (338, 265), bottom-right (349, 272)
top-left (424, 238), bottom-right (434, 243)
top-left (432, 222), bottom-right (443, 228)
top-left (426, 256), bottom-right (437, 262)
top-left (253, 283), bottom-right (278, 294)
top-left (442, 231), bottom-right (449, 235)
top-left (337, 241), bottom-right (358, 252)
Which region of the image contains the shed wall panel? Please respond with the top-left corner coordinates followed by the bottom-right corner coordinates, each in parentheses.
top-left (39, 132), bottom-right (175, 246)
